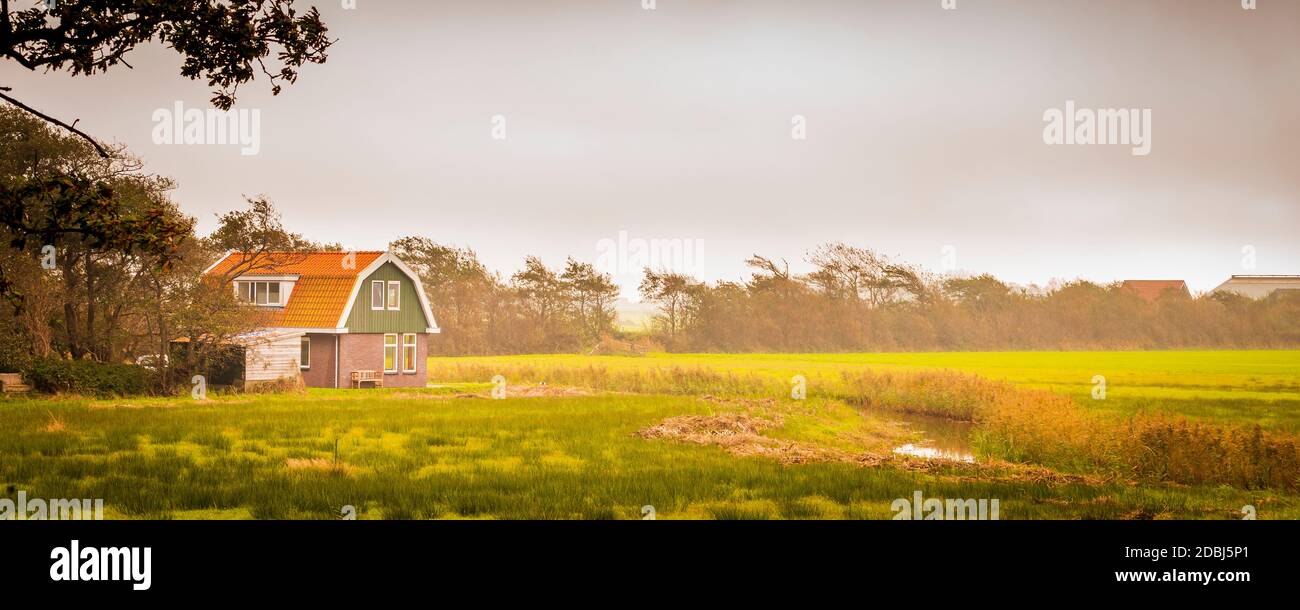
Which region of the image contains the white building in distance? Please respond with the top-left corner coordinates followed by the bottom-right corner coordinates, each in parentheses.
top-left (1212, 275), bottom-right (1300, 300)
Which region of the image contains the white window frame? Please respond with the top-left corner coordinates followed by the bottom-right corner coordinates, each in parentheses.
top-left (401, 333), bottom-right (417, 373)
top-left (241, 281), bottom-right (282, 306)
top-left (383, 333), bottom-right (398, 374)
top-left (387, 281), bottom-right (401, 311)
top-left (371, 281), bottom-right (385, 310)
top-left (300, 337), bottom-right (311, 370)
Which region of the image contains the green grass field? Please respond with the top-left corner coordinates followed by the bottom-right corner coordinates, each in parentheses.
top-left (2, 350), bottom-right (1297, 519)
top-left (430, 351), bottom-right (1300, 431)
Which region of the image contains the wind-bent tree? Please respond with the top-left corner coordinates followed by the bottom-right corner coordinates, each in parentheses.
top-left (1, 0), bottom-right (333, 156)
top-left (638, 269), bottom-right (700, 342)
top-left (559, 258), bottom-right (619, 344)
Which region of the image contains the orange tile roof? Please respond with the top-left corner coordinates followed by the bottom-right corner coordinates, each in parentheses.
top-left (205, 251), bottom-right (385, 328)
top-left (1121, 280), bottom-right (1189, 302)
top-left (205, 251), bottom-right (384, 278)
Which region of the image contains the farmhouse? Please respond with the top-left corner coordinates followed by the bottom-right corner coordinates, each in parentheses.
top-left (1120, 279), bottom-right (1189, 302)
top-left (203, 251), bottom-right (439, 388)
top-left (1212, 275), bottom-right (1300, 300)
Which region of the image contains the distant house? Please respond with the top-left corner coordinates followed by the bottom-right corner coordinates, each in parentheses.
top-left (1120, 279), bottom-right (1190, 302)
top-left (203, 251), bottom-right (439, 388)
top-left (1212, 275), bottom-right (1300, 300)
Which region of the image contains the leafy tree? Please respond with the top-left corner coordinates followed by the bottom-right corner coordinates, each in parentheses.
top-left (1, 0), bottom-right (332, 155)
top-left (943, 274), bottom-right (1012, 308)
top-left (511, 256), bottom-right (575, 350)
top-left (0, 104), bottom-right (193, 358)
top-left (560, 258), bottom-right (619, 343)
top-left (807, 243), bottom-right (929, 307)
top-left (390, 236), bottom-right (501, 354)
top-left (0, 249), bottom-right (56, 356)
top-left (202, 195), bottom-right (336, 282)
top-left (638, 269), bottom-right (700, 342)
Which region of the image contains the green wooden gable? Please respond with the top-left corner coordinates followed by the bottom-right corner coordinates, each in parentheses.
top-left (344, 262), bottom-right (431, 333)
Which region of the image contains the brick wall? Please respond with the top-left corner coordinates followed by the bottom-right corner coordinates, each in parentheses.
top-left (300, 333), bottom-right (338, 388)
top-left (339, 333), bottom-right (426, 388)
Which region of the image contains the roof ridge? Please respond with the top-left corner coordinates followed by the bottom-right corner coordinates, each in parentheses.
top-left (226, 250), bottom-right (387, 255)
top-left (204, 251), bottom-right (388, 279)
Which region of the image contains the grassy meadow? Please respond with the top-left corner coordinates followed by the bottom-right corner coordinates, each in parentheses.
top-left (429, 351), bottom-right (1300, 431)
top-left (1, 350), bottom-right (1298, 519)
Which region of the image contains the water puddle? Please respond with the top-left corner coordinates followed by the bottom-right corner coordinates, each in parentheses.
top-left (886, 411), bottom-right (976, 463)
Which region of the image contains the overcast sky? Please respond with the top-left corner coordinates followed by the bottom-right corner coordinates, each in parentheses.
top-left (6, 0), bottom-right (1298, 297)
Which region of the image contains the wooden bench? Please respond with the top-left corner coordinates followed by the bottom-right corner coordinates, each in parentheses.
top-left (350, 370), bottom-right (383, 389)
top-left (0, 373), bottom-right (31, 394)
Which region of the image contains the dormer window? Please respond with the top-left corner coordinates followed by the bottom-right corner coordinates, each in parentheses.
top-left (237, 281), bottom-right (283, 306)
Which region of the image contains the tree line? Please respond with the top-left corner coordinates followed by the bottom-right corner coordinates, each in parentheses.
top-left (4, 103), bottom-right (1298, 380)
top-left (634, 246), bottom-right (1300, 352)
top-left (410, 241), bottom-right (1300, 355)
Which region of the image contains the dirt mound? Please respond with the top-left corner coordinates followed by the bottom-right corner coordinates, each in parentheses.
top-left (636, 409), bottom-right (1105, 483)
top-left (639, 412), bottom-right (779, 441)
top-left (637, 412), bottom-right (886, 466)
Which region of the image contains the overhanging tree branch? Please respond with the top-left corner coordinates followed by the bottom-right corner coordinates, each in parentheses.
top-left (2, 0), bottom-right (332, 156)
top-left (0, 89), bottom-right (109, 157)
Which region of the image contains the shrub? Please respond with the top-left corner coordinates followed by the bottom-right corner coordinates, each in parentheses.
top-left (837, 369), bottom-right (1000, 421)
top-left (839, 368), bottom-right (1300, 489)
top-left (243, 376), bottom-right (305, 394)
top-left (22, 358), bottom-right (153, 397)
top-left (1122, 417), bottom-right (1300, 490)
top-left (0, 333), bottom-right (29, 374)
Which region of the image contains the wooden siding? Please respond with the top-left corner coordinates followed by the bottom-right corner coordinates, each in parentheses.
top-left (344, 262), bottom-right (430, 333)
top-left (244, 332), bottom-right (306, 382)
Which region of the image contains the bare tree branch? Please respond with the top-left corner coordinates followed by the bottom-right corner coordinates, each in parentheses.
top-left (0, 89), bottom-right (109, 157)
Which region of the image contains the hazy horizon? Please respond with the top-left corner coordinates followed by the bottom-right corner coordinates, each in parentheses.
top-left (5, 0), bottom-right (1297, 298)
